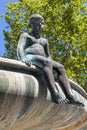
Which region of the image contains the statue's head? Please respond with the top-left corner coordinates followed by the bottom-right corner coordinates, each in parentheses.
top-left (29, 14), bottom-right (44, 26)
top-left (28, 14), bottom-right (44, 33)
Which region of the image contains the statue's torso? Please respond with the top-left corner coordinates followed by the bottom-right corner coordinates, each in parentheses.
top-left (25, 36), bottom-right (47, 57)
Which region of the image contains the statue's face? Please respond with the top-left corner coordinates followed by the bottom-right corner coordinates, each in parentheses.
top-left (31, 19), bottom-right (44, 33)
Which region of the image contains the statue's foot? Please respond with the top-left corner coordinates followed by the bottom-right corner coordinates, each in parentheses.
top-left (53, 83), bottom-right (70, 104)
top-left (53, 93), bottom-right (70, 104)
top-left (56, 98), bottom-right (70, 104)
top-left (68, 93), bottom-right (84, 106)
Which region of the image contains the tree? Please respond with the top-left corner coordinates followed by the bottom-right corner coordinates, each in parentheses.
top-left (3, 0), bottom-right (87, 89)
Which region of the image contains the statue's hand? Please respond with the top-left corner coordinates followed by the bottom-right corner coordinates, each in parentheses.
top-left (22, 58), bottom-right (32, 66)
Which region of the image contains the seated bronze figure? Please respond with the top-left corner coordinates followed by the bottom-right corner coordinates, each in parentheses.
top-left (17, 14), bottom-right (82, 104)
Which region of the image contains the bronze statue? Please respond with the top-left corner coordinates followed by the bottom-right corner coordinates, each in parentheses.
top-left (17, 14), bottom-right (81, 104)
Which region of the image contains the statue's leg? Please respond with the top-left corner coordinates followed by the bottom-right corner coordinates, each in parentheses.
top-left (52, 61), bottom-right (82, 104)
top-left (42, 60), bottom-right (69, 103)
top-left (43, 66), bottom-right (69, 103)
top-left (26, 55), bottom-right (69, 103)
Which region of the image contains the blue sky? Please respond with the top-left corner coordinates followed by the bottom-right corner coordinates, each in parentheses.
top-left (0, 0), bottom-right (18, 57)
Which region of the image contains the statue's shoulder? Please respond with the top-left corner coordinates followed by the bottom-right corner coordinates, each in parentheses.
top-left (20, 32), bottom-right (31, 38)
top-left (40, 37), bottom-right (48, 44)
top-left (20, 32), bottom-right (35, 42)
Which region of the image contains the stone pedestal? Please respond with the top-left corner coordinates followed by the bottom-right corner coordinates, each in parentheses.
top-left (0, 57), bottom-right (87, 130)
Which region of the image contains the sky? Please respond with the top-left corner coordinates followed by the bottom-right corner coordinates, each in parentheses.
top-left (0, 0), bottom-right (18, 57)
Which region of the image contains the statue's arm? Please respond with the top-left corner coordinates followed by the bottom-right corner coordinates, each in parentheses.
top-left (17, 33), bottom-right (27, 60)
top-left (17, 32), bottom-right (32, 65)
top-left (45, 40), bottom-right (51, 59)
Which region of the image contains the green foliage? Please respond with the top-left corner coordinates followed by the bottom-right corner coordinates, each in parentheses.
top-left (3, 0), bottom-right (87, 89)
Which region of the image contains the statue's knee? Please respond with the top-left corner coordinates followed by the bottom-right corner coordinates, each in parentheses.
top-left (59, 64), bottom-right (65, 71)
top-left (43, 67), bottom-right (50, 75)
top-left (44, 60), bottom-right (51, 66)
top-left (43, 60), bottom-right (52, 73)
